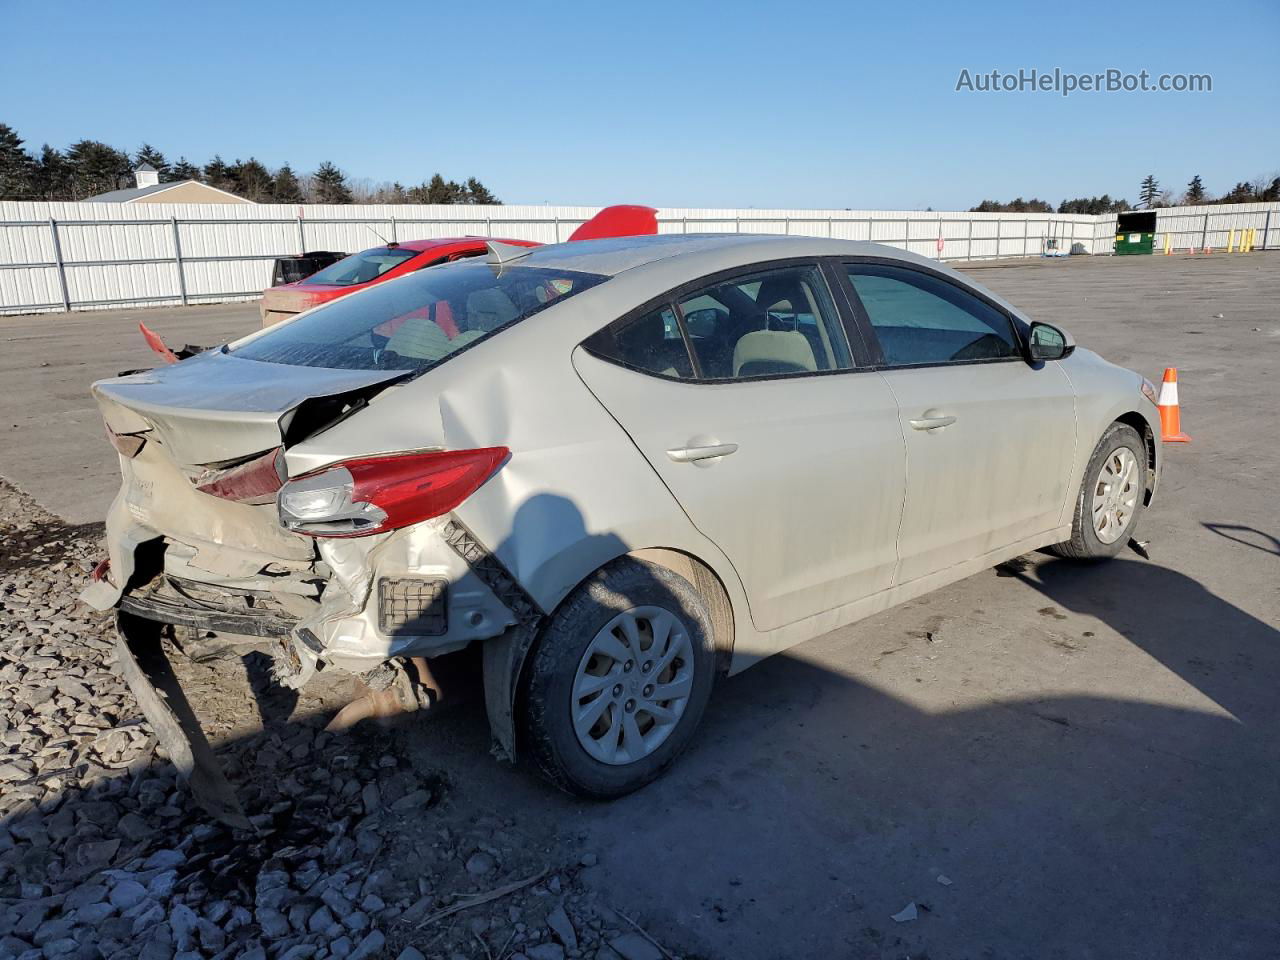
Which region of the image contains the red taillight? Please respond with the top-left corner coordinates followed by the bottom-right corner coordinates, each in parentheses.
top-left (196, 448), bottom-right (287, 504)
top-left (278, 447), bottom-right (508, 538)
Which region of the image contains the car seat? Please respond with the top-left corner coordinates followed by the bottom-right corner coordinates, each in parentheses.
top-left (732, 330), bottom-right (817, 377)
top-left (464, 288), bottom-right (519, 333)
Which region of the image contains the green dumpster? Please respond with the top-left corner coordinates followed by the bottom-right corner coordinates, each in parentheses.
top-left (1114, 211), bottom-right (1157, 255)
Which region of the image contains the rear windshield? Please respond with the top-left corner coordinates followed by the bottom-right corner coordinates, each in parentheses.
top-left (232, 260), bottom-right (608, 371)
top-left (303, 246), bottom-right (419, 285)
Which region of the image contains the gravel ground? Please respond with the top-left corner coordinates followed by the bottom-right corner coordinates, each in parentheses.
top-left (0, 481), bottom-right (683, 960)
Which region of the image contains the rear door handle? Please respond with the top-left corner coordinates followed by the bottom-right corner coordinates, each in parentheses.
top-left (666, 443), bottom-right (739, 463)
top-left (908, 415), bottom-right (957, 431)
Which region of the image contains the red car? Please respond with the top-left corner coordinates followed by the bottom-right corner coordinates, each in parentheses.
top-left (259, 205), bottom-right (657, 327)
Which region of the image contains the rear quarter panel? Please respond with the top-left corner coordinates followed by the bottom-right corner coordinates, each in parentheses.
top-left (283, 308), bottom-right (751, 624)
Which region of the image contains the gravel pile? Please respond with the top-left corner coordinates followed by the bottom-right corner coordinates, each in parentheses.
top-left (0, 482), bottom-right (682, 960)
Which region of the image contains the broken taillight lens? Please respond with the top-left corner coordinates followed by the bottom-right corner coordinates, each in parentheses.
top-left (196, 448), bottom-right (287, 504)
top-left (277, 447), bottom-right (508, 538)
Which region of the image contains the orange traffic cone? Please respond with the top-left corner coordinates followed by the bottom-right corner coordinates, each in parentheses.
top-left (1158, 367), bottom-right (1190, 443)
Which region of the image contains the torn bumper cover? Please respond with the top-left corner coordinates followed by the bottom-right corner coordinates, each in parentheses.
top-left (105, 517), bottom-right (546, 826)
top-left (114, 612), bottom-right (251, 829)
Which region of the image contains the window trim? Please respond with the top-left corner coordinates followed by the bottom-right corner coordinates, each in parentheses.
top-left (580, 257), bottom-right (870, 385)
top-left (830, 256), bottom-right (1031, 371)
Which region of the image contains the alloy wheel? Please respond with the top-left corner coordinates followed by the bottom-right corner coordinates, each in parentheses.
top-left (1092, 446), bottom-right (1140, 544)
top-left (570, 605), bottom-right (695, 765)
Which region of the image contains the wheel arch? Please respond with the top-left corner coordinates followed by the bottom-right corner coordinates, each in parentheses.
top-left (626, 547), bottom-right (736, 674)
top-left (1112, 410), bottom-right (1158, 504)
top-left (488, 545), bottom-right (738, 764)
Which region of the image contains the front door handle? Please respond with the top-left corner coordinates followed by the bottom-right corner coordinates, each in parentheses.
top-left (666, 443), bottom-right (739, 463)
top-left (908, 415), bottom-right (957, 431)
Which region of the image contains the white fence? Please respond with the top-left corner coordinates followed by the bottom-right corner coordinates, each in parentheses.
top-left (0, 200), bottom-right (1275, 316)
top-left (1096, 201), bottom-right (1279, 254)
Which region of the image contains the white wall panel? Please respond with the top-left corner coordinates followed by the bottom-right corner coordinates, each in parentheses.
top-left (1, 201), bottom-right (1274, 315)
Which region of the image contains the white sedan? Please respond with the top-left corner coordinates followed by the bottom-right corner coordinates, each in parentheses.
top-left (84, 234), bottom-right (1161, 818)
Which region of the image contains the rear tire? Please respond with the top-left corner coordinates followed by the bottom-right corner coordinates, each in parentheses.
top-left (1050, 422), bottom-right (1147, 560)
top-left (522, 558), bottom-right (716, 799)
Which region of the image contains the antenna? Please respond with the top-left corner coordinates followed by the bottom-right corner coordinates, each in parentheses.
top-left (366, 224), bottom-right (395, 247)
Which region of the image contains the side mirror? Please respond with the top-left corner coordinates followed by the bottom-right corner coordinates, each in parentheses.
top-left (1028, 322), bottom-right (1075, 362)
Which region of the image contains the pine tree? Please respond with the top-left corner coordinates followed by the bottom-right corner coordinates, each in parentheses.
top-left (0, 123), bottom-right (36, 199)
top-left (203, 155), bottom-right (234, 192)
top-left (170, 157), bottom-right (201, 182)
top-left (463, 177), bottom-right (498, 204)
top-left (33, 145), bottom-right (71, 200)
top-left (1139, 174), bottom-right (1160, 209)
top-left (1184, 175), bottom-right (1205, 205)
top-left (66, 140), bottom-right (133, 198)
top-left (1219, 181), bottom-right (1257, 203)
top-left (273, 163), bottom-right (304, 203)
top-left (312, 161), bottom-right (352, 203)
top-left (232, 157), bottom-right (274, 202)
top-left (423, 173), bottom-right (462, 204)
top-left (134, 143), bottom-right (170, 180)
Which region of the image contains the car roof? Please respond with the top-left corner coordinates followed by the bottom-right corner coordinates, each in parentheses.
top-left (510, 233), bottom-right (930, 277)
top-left (513, 233), bottom-right (1032, 327)
top-left (392, 237), bottom-right (494, 253)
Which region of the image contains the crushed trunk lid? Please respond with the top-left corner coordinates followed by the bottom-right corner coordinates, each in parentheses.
top-left (93, 348), bottom-right (407, 466)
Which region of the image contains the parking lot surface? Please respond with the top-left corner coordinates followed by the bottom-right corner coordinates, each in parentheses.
top-left (2, 253), bottom-right (1277, 959)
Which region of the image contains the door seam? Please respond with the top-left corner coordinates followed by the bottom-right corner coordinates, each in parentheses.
top-left (876, 370), bottom-right (910, 588)
top-left (568, 349), bottom-right (759, 625)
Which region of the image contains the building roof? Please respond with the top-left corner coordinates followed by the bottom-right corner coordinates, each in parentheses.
top-left (84, 179), bottom-right (251, 204)
top-left (135, 163), bottom-right (157, 172)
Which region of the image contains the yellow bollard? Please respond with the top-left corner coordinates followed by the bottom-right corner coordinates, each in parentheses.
top-left (1164, 235), bottom-right (1172, 255)
top-left (1228, 229), bottom-right (1236, 253)
top-left (1249, 227), bottom-right (1257, 252)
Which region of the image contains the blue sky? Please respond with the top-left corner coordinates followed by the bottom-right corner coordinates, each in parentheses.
top-left (3, 0), bottom-right (1276, 209)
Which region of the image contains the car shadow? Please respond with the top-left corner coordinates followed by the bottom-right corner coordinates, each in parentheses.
top-left (1012, 554), bottom-right (1279, 727)
top-left (572, 553), bottom-right (1279, 959)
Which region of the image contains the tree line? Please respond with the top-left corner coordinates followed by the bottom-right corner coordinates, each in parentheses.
top-left (0, 123), bottom-right (499, 204)
top-left (972, 170), bottom-right (1280, 215)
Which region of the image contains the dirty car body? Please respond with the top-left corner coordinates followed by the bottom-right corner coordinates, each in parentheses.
top-left (85, 235), bottom-right (1162, 820)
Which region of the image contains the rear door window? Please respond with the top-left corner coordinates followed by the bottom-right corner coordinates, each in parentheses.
top-left (582, 263), bottom-right (852, 381)
top-left (582, 307), bottom-right (695, 378)
top-left (675, 265), bottom-right (851, 379)
top-left (232, 260), bottom-right (607, 371)
top-left (844, 264), bottom-right (1021, 366)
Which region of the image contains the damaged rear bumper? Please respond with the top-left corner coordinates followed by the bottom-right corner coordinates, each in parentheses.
top-left (104, 517), bottom-right (547, 825)
top-left (114, 611), bottom-right (251, 829)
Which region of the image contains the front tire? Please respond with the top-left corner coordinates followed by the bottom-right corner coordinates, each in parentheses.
top-left (1050, 422), bottom-right (1148, 560)
top-left (521, 558), bottom-right (716, 799)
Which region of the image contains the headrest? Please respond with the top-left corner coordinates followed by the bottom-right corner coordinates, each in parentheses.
top-left (732, 330), bottom-right (817, 377)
